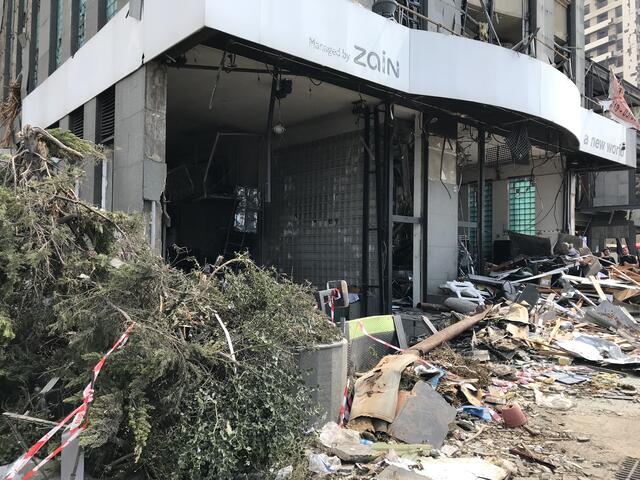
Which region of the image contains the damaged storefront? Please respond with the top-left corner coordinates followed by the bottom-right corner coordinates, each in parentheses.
top-left (160, 42), bottom-right (429, 317)
top-left (18, 0), bottom-right (635, 317)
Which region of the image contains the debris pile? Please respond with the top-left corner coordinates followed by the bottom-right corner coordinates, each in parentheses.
top-left (305, 235), bottom-right (640, 478)
top-left (0, 126), bottom-right (341, 479)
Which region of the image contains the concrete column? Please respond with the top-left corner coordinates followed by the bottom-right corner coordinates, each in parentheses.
top-left (531, 0), bottom-right (555, 64)
top-left (59, 114), bottom-right (70, 130)
top-left (143, 61), bottom-right (167, 254)
top-left (61, 429), bottom-right (84, 480)
top-left (37, 0), bottom-right (51, 84)
top-left (569, 0), bottom-right (585, 96)
top-left (113, 61), bottom-right (166, 251)
top-left (424, 0), bottom-right (461, 34)
top-left (425, 132), bottom-right (458, 296)
top-left (60, 0), bottom-right (72, 62)
top-left (79, 97), bottom-right (96, 203)
top-left (113, 66), bottom-right (145, 213)
top-left (412, 113), bottom-right (423, 305)
top-left (85, 0), bottom-right (99, 40)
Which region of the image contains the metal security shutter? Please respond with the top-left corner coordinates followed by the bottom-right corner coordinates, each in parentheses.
top-left (509, 177), bottom-right (536, 236)
top-left (70, 107), bottom-right (84, 138)
top-left (97, 87), bottom-right (115, 143)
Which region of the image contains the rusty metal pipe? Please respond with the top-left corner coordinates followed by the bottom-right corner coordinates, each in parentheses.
top-left (409, 308), bottom-right (490, 355)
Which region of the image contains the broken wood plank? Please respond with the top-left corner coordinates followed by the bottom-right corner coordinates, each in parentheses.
top-left (421, 315), bottom-right (439, 335)
top-left (587, 275), bottom-right (607, 301)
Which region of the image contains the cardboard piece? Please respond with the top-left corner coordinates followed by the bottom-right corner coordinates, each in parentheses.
top-left (388, 381), bottom-right (456, 448)
top-left (349, 352), bottom-right (420, 424)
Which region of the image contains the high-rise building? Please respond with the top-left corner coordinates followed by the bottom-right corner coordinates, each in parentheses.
top-left (585, 0), bottom-right (640, 85)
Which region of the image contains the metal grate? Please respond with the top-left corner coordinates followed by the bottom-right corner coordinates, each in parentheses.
top-left (509, 177), bottom-right (536, 236)
top-left (485, 143), bottom-right (531, 167)
top-left (97, 87), bottom-right (115, 143)
top-left (505, 125), bottom-right (531, 164)
top-left (70, 107), bottom-right (84, 139)
top-left (616, 457), bottom-right (640, 480)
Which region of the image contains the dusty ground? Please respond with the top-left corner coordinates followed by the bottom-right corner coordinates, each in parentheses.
top-left (452, 372), bottom-right (640, 480)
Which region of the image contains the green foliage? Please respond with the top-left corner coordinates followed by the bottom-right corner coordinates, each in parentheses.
top-left (0, 128), bottom-right (339, 479)
top-left (0, 311), bottom-right (14, 344)
top-left (47, 128), bottom-right (106, 161)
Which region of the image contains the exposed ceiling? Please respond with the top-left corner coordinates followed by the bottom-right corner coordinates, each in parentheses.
top-left (166, 46), bottom-right (382, 142)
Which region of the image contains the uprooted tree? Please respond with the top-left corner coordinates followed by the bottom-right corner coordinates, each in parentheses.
top-left (0, 126), bottom-right (340, 479)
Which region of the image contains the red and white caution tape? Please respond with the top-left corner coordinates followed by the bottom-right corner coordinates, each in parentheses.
top-left (356, 320), bottom-right (439, 370)
top-left (4, 322), bottom-right (136, 480)
top-left (337, 378), bottom-right (351, 426)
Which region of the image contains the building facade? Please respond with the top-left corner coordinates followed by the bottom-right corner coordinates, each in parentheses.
top-left (584, 0), bottom-right (640, 86)
top-left (0, 0), bottom-right (635, 315)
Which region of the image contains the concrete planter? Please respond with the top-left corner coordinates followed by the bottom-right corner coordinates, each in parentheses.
top-left (296, 338), bottom-right (348, 426)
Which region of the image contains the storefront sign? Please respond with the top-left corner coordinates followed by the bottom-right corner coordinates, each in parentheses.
top-left (579, 109), bottom-right (636, 168)
top-left (22, 0), bottom-right (635, 168)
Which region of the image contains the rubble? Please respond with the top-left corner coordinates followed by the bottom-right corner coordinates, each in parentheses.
top-left (306, 233), bottom-right (640, 478)
top-left (386, 381), bottom-right (456, 448)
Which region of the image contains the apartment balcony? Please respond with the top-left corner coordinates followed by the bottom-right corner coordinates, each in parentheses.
top-left (585, 36), bottom-right (614, 52)
top-left (585, 18), bottom-right (615, 36)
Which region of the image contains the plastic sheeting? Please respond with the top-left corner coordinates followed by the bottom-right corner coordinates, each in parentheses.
top-left (555, 334), bottom-right (640, 365)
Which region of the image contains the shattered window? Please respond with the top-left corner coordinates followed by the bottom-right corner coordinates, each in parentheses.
top-left (508, 177), bottom-right (536, 236)
top-left (233, 187), bottom-right (259, 233)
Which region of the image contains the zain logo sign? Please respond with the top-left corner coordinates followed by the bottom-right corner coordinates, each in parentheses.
top-left (308, 37), bottom-right (401, 80)
top-left (353, 45), bottom-right (400, 78)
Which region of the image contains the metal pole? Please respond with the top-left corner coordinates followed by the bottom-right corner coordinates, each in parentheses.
top-left (422, 122), bottom-right (429, 302)
top-left (374, 108), bottom-right (384, 314)
top-left (265, 73), bottom-right (278, 204)
top-left (412, 113), bottom-right (423, 307)
top-left (258, 72), bottom-right (278, 265)
top-left (385, 103), bottom-right (393, 313)
top-left (362, 107), bottom-right (371, 317)
top-left (477, 128), bottom-right (486, 275)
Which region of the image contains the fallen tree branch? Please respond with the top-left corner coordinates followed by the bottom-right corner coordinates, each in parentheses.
top-left (29, 125), bottom-right (85, 160)
top-left (53, 195), bottom-right (129, 241)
